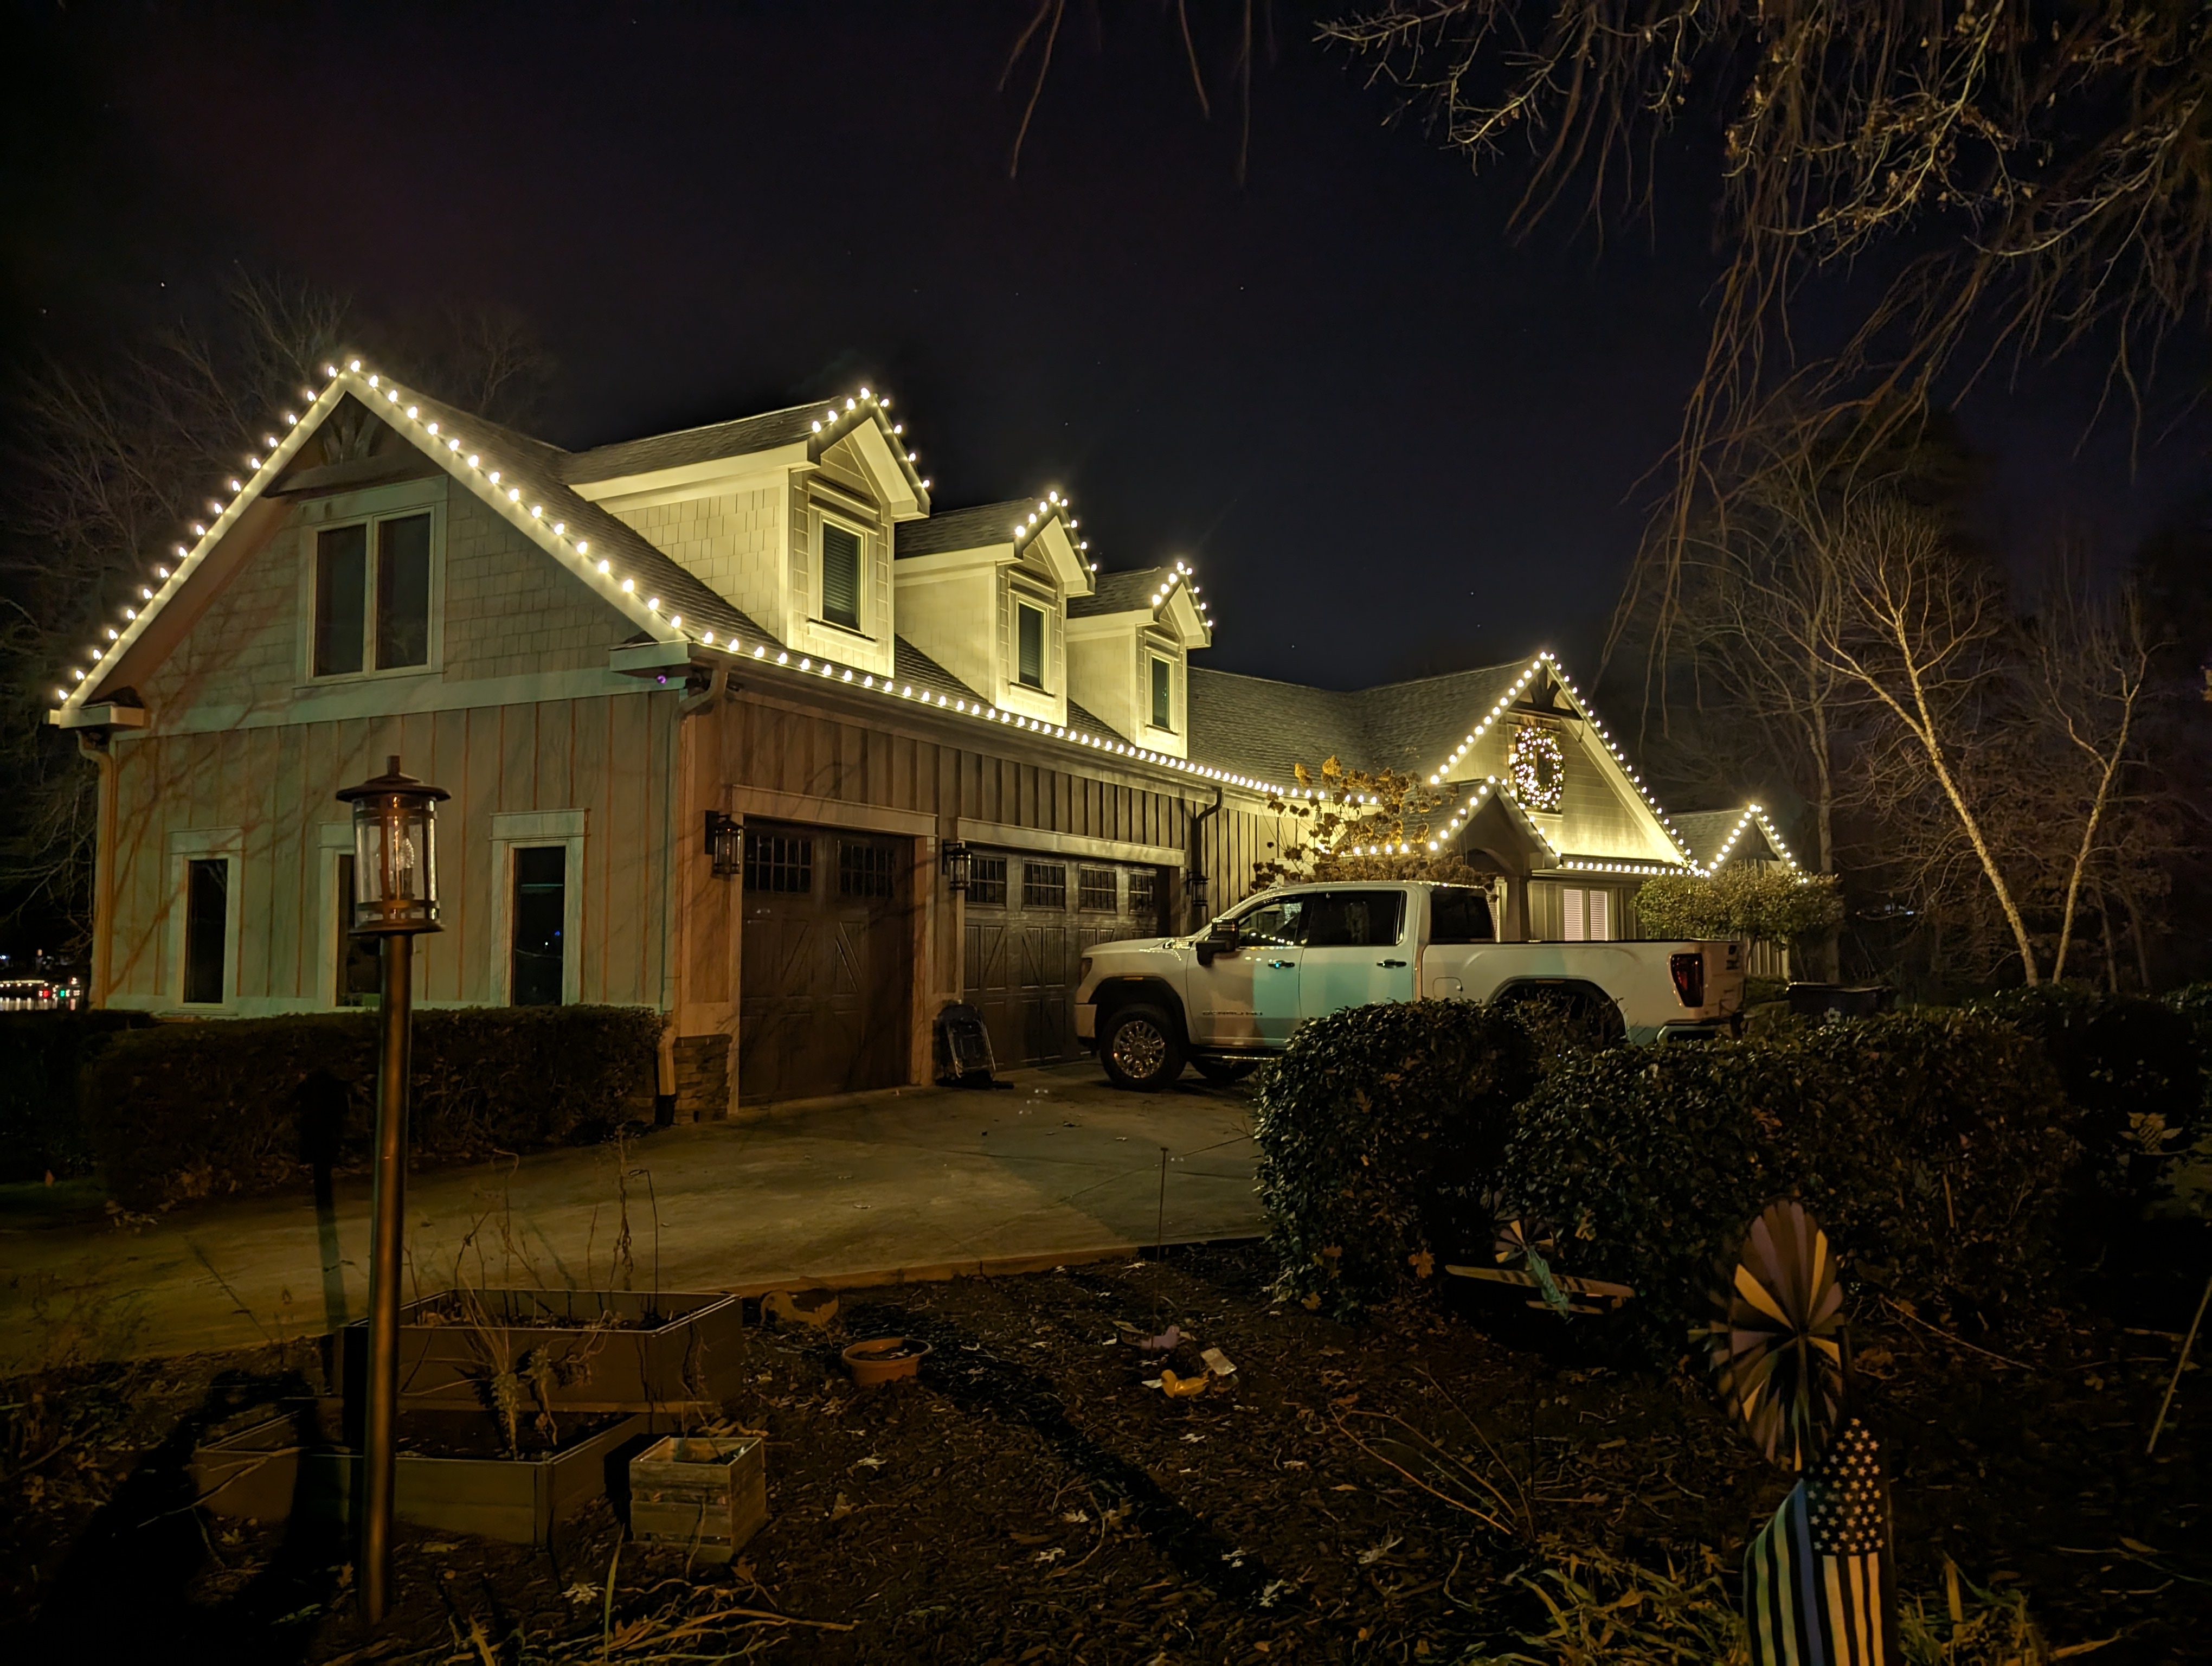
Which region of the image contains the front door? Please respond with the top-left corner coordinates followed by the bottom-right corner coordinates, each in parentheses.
top-left (1191, 893), bottom-right (1308, 1048)
top-left (1298, 889), bottom-right (1416, 1023)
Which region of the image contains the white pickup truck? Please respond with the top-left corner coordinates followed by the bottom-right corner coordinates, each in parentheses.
top-left (1073, 880), bottom-right (1744, 1090)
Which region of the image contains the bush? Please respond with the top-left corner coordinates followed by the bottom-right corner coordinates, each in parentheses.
top-left (2163, 982), bottom-right (2212, 1118)
top-left (1498, 1011), bottom-right (2078, 1360)
top-left (0, 1010), bottom-right (158, 1182)
top-left (86, 1006), bottom-right (662, 1208)
top-left (1634, 867), bottom-right (1842, 944)
top-left (1971, 983), bottom-right (2201, 1140)
top-left (1253, 1000), bottom-right (1538, 1319)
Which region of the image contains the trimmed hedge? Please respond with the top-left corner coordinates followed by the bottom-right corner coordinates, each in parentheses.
top-left (1253, 1000), bottom-right (1538, 1319)
top-left (0, 1010), bottom-right (158, 1181)
top-left (1498, 1011), bottom-right (2079, 1360)
top-left (1971, 984), bottom-right (2201, 1140)
top-left (86, 1006), bottom-right (661, 1208)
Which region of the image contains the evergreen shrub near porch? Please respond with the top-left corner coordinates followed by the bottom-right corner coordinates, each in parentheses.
top-left (85, 1006), bottom-right (661, 1209)
top-left (1498, 1011), bottom-right (2079, 1361)
top-left (1253, 1001), bottom-right (1538, 1320)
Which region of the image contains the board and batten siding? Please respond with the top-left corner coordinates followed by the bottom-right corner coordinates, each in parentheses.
top-left (99, 694), bottom-right (678, 1015)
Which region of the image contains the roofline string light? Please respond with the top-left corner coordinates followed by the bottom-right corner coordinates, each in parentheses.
top-left (807, 387), bottom-right (933, 495)
top-left (50, 360), bottom-right (1283, 796)
top-left (1697, 803), bottom-right (1806, 879)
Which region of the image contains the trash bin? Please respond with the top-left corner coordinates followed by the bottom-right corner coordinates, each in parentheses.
top-left (1785, 982), bottom-right (1895, 1020)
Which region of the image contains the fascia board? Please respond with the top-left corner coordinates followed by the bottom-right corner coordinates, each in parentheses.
top-left (573, 456), bottom-right (800, 512)
top-left (1028, 521), bottom-right (1089, 591)
top-left (892, 544), bottom-right (1009, 578)
top-left (1162, 587), bottom-right (1211, 648)
top-left (844, 420), bottom-right (923, 521)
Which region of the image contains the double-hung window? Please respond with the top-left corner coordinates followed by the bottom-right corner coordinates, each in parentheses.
top-left (1016, 601), bottom-right (1046, 689)
top-left (182, 858), bottom-right (230, 1005)
top-left (1149, 654), bottom-right (1174, 732)
top-left (820, 521), bottom-right (863, 631)
top-left (313, 511), bottom-right (434, 677)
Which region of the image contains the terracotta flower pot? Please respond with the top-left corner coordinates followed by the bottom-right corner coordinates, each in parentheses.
top-left (841, 1335), bottom-right (930, 1387)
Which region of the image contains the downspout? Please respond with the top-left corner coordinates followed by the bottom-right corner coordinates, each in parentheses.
top-left (1187, 784), bottom-right (1224, 933)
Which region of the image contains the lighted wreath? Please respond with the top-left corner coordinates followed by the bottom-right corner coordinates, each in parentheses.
top-left (1511, 723), bottom-right (1565, 812)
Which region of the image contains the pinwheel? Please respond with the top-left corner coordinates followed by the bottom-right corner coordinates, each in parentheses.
top-left (1708, 1201), bottom-right (1848, 1471)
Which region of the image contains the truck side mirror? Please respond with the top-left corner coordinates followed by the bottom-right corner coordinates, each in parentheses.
top-left (1195, 922), bottom-right (1239, 966)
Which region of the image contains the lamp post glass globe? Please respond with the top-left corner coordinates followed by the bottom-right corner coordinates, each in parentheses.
top-left (338, 757), bottom-right (448, 934)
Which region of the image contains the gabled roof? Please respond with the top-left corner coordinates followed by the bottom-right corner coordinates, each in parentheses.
top-left (1068, 562), bottom-right (1212, 649)
top-left (897, 494), bottom-right (1095, 593)
top-left (1674, 805), bottom-right (1802, 874)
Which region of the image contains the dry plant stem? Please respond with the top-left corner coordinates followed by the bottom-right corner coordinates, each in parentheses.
top-left (1334, 1410), bottom-right (1521, 1537)
top-left (2145, 1271), bottom-right (2211, 1457)
top-left (1881, 1297), bottom-right (2030, 1373)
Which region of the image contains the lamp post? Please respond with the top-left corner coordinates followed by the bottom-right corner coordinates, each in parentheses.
top-left (335, 755), bottom-right (447, 1624)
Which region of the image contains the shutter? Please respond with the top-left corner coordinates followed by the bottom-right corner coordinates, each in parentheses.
top-left (1562, 888), bottom-right (1585, 942)
top-left (1587, 889), bottom-right (1611, 941)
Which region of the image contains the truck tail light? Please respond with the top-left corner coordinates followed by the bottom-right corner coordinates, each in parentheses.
top-left (1668, 952), bottom-right (1706, 1009)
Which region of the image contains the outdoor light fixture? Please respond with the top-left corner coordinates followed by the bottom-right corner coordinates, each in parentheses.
top-left (1187, 869), bottom-right (1210, 913)
top-left (941, 840), bottom-right (971, 894)
top-left (334, 755), bottom-right (447, 1627)
top-left (705, 810), bottom-right (743, 877)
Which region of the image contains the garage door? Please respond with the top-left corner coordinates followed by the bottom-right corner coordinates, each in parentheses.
top-left (963, 852), bottom-right (1165, 1068)
top-left (737, 823), bottom-right (912, 1104)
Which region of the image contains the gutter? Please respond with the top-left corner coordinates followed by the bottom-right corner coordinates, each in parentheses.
top-left (1187, 783), bottom-right (1224, 931)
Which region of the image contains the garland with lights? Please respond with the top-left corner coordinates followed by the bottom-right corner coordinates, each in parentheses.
top-left (1510, 723), bottom-right (1565, 813)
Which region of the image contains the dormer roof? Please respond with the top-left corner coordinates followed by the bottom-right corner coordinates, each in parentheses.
top-left (897, 495), bottom-right (1093, 592)
top-left (1068, 563), bottom-right (1212, 649)
top-left (1674, 804), bottom-right (1802, 874)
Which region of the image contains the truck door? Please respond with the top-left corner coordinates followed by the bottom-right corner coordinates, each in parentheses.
top-left (1298, 889), bottom-right (1415, 1024)
top-left (1191, 894), bottom-right (1308, 1048)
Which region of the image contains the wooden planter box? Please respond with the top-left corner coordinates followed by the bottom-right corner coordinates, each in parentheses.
top-left (188, 1407), bottom-right (650, 1546)
top-left (627, 1435), bottom-right (767, 1562)
top-left (336, 1289), bottom-right (744, 1417)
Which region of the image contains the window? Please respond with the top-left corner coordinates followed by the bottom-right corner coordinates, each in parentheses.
top-left (1149, 655), bottom-right (1174, 731)
top-left (1429, 886), bottom-right (1496, 945)
top-left (1078, 867), bottom-right (1117, 911)
top-left (967, 853), bottom-right (1008, 906)
top-left (1229, 895), bottom-right (1308, 947)
top-left (744, 831), bottom-right (814, 894)
top-left (1022, 861), bottom-right (1067, 909)
top-left (336, 855), bottom-right (382, 1005)
top-left (313, 511), bottom-right (433, 677)
top-left (1017, 602), bottom-right (1046, 689)
top-left (839, 840), bottom-right (895, 899)
top-left (820, 521), bottom-right (862, 630)
top-left (1305, 890), bottom-right (1406, 949)
top-left (511, 846), bottom-right (567, 1005)
top-left (1129, 870), bottom-right (1157, 917)
top-left (182, 857), bottom-right (229, 1005)
top-left (1561, 887), bottom-right (1612, 942)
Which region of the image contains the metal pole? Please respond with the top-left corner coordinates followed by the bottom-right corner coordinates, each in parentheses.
top-left (361, 931), bottom-right (414, 1623)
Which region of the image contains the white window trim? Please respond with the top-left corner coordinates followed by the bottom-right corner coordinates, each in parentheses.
top-left (317, 822), bottom-right (356, 1009)
top-left (487, 810), bottom-right (586, 1006)
top-left (298, 496), bottom-right (447, 687)
top-left (1144, 648), bottom-right (1179, 735)
top-left (809, 504), bottom-right (876, 639)
top-left (1012, 593), bottom-right (1051, 693)
top-left (167, 827), bottom-right (243, 1010)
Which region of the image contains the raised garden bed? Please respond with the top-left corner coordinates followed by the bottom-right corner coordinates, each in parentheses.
top-left (187, 1405), bottom-right (650, 1545)
top-left (334, 1288), bottom-right (743, 1416)
top-left (628, 1434), bottom-right (767, 1562)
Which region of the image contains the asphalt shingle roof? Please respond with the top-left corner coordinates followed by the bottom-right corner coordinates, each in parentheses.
top-left (890, 637), bottom-right (982, 704)
top-left (1672, 808), bottom-right (1782, 868)
top-left (895, 501), bottom-right (1027, 558)
top-left (1185, 661), bottom-right (1531, 788)
top-left (1069, 567), bottom-right (1175, 618)
top-left (562, 403), bottom-right (822, 485)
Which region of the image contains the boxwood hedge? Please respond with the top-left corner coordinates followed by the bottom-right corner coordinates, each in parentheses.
top-left (1497, 1010), bottom-right (2079, 1359)
top-left (1253, 1000), bottom-right (1538, 1319)
top-left (86, 1005), bottom-right (662, 1208)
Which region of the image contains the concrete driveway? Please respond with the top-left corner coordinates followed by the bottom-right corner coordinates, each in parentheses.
top-left (0, 1063), bottom-right (1261, 1375)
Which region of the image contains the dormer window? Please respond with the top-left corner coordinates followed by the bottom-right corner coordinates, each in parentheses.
top-left (1017, 601), bottom-right (1046, 689)
top-left (820, 521), bottom-right (863, 631)
top-left (1149, 653), bottom-right (1174, 731)
top-left (312, 511), bottom-right (435, 677)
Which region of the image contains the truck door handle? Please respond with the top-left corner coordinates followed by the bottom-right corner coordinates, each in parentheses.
top-left (1265, 959), bottom-right (1295, 969)
top-left (1376, 958), bottom-right (1406, 967)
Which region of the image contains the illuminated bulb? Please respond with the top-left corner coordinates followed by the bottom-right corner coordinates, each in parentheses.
top-left (812, 421), bottom-right (822, 433)
top-left (859, 387), bottom-right (871, 399)
top-left (157, 566), bottom-right (169, 579)
top-left (138, 586), bottom-right (152, 600)
top-left (844, 398), bottom-right (855, 411)
top-left (366, 373), bottom-right (378, 386)
top-left (577, 541), bottom-right (589, 554)
top-left (285, 413), bottom-right (297, 425)
top-left (489, 470), bottom-right (502, 484)
top-left (892, 423), bottom-right (903, 435)
top-left (105, 628), bottom-right (118, 640)
top-left (124, 609), bottom-right (135, 620)
top-left (597, 559), bottom-right (612, 574)
top-left (508, 488), bottom-right (522, 503)
top-left (668, 614), bottom-right (680, 629)
top-left (405, 405), bottom-right (419, 418)
top-left (530, 503), bottom-right (542, 516)
top-left (425, 422), bottom-right (437, 436)
top-left (467, 454), bottom-right (480, 467)
top-left (552, 522), bottom-right (564, 534)
top-left (800, 658), bottom-right (812, 671)
top-left (192, 523), bottom-right (205, 535)
top-left (921, 478), bottom-right (931, 488)
top-left (755, 646), bottom-right (767, 659)
top-left (703, 631), bottom-right (715, 644)
top-left (620, 578), bottom-right (634, 593)
top-left (647, 597), bottom-right (660, 610)
top-left (72, 669), bottom-right (84, 681)
top-left (448, 438), bottom-right (461, 452)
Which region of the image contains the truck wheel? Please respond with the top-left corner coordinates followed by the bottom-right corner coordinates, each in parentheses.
top-left (1192, 1056), bottom-right (1258, 1085)
top-left (1101, 1004), bottom-right (1185, 1092)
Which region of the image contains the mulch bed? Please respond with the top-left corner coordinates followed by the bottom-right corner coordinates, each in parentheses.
top-left (1, 1242), bottom-right (2204, 1662)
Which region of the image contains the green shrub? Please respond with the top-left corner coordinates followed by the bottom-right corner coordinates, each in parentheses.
top-left (0, 1010), bottom-right (158, 1181)
top-left (86, 1006), bottom-right (661, 1208)
top-left (1253, 1000), bottom-right (1538, 1319)
top-left (1971, 983), bottom-right (2200, 1138)
top-left (2163, 982), bottom-right (2212, 1117)
top-left (1633, 867), bottom-right (1842, 943)
top-left (1499, 1011), bottom-right (2078, 1360)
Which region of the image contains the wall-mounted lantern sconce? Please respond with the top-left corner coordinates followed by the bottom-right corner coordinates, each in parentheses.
top-left (705, 811), bottom-right (742, 877)
top-left (942, 840), bottom-right (970, 894)
top-left (1187, 869), bottom-right (1210, 913)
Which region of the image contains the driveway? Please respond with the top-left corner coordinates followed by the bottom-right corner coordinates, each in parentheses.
top-left (0, 1063), bottom-right (1261, 1375)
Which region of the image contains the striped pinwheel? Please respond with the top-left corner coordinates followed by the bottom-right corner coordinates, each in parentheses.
top-left (1708, 1201), bottom-right (1849, 1471)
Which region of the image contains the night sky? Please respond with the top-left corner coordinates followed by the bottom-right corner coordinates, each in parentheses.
top-left (8, 2), bottom-right (2203, 694)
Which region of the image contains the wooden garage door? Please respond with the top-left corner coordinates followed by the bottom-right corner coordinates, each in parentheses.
top-left (963, 853), bottom-right (1165, 1068)
top-left (737, 823), bottom-right (912, 1104)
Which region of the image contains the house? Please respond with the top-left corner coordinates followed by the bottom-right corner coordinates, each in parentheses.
top-left (1672, 803), bottom-right (1808, 977)
top-left (50, 361), bottom-right (1703, 1116)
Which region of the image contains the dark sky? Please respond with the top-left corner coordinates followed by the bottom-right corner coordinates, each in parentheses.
top-left (8, 1), bottom-right (2204, 693)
